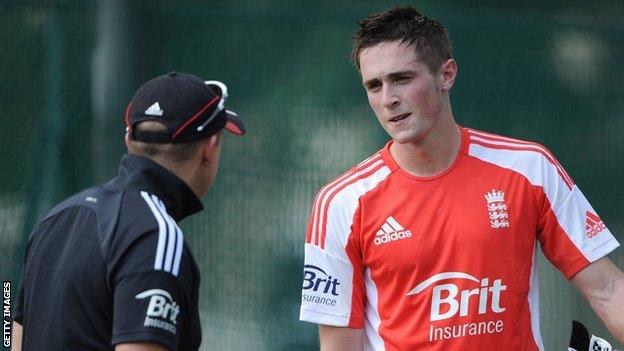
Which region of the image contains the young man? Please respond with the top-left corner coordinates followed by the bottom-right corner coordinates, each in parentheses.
top-left (12, 72), bottom-right (245, 351)
top-left (299, 6), bottom-right (624, 350)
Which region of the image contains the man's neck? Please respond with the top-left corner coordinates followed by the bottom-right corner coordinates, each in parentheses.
top-left (390, 118), bottom-right (461, 177)
top-left (145, 155), bottom-right (205, 198)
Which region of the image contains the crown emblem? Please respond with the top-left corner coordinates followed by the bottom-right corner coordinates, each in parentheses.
top-left (484, 189), bottom-right (505, 204)
top-left (484, 189), bottom-right (509, 229)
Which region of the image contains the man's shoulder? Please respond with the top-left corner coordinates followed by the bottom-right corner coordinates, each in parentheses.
top-left (315, 149), bottom-right (391, 206)
top-left (40, 184), bottom-right (108, 224)
top-left (37, 182), bottom-right (162, 245)
top-left (113, 189), bottom-right (194, 279)
top-left (465, 127), bottom-right (560, 164)
top-left (44, 182), bottom-right (152, 221)
top-left (89, 186), bottom-right (173, 271)
top-left (464, 127), bottom-right (574, 187)
top-left (115, 188), bottom-right (167, 242)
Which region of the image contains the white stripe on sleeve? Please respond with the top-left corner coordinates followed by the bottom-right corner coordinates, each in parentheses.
top-left (140, 191), bottom-right (167, 271)
top-left (172, 225), bottom-right (184, 276)
top-left (152, 195), bottom-right (177, 273)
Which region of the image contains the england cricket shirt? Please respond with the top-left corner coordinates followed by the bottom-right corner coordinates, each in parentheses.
top-left (299, 127), bottom-right (619, 350)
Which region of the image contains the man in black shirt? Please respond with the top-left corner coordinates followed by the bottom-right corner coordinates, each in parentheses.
top-left (12, 72), bottom-right (246, 351)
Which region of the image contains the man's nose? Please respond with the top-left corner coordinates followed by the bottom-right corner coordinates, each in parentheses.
top-left (381, 85), bottom-right (400, 109)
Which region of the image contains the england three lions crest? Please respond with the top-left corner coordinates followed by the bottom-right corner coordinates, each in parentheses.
top-left (484, 189), bottom-right (509, 229)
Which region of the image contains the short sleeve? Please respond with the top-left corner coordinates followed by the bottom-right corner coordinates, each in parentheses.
top-left (536, 154), bottom-right (619, 279)
top-left (13, 235), bottom-right (33, 324)
top-left (111, 229), bottom-right (195, 351)
top-left (300, 188), bottom-right (366, 328)
top-left (13, 274), bottom-right (24, 324)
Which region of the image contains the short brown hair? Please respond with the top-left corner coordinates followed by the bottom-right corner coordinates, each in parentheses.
top-left (350, 6), bottom-right (452, 73)
top-left (127, 122), bottom-right (204, 164)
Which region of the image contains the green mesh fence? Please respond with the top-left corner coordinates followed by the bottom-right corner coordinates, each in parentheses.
top-left (1, 1), bottom-right (623, 350)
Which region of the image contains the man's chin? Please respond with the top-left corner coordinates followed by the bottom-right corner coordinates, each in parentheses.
top-left (389, 132), bottom-right (426, 145)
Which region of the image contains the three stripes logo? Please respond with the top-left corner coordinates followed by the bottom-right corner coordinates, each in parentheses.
top-left (586, 211), bottom-right (606, 238)
top-left (374, 216), bottom-right (412, 246)
top-left (140, 191), bottom-right (185, 276)
top-left (145, 102), bottom-right (164, 116)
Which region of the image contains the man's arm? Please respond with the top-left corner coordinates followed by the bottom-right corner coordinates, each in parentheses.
top-left (11, 322), bottom-right (22, 351)
top-left (319, 325), bottom-right (363, 351)
top-left (115, 343), bottom-right (169, 351)
top-left (572, 257), bottom-right (624, 344)
top-left (11, 322), bottom-right (169, 351)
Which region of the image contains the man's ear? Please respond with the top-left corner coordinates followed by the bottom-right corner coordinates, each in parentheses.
top-left (439, 58), bottom-right (458, 91)
top-left (124, 131), bottom-right (132, 150)
top-left (201, 133), bottom-right (221, 162)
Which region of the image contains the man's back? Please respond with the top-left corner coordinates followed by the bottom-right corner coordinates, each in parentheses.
top-left (19, 191), bottom-right (113, 349)
top-left (13, 72), bottom-right (246, 350)
top-left (16, 155), bottom-right (202, 351)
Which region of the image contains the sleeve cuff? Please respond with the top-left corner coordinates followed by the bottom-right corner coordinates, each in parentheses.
top-left (565, 238), bottom-right (620, 280)
top-left (584, 237), bottom-right (620, 263)
top-left (299, 307), bottom-right (363, 328)
top-left (13, 312), bottom-right (22, 324)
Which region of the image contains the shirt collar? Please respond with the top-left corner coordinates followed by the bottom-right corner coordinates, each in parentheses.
top-left (110, 154), bottom-right (204, 221)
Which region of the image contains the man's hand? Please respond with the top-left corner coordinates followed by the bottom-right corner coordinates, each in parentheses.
top-left (319, 325), bottom-right (363, 351)
top-left (572, 257), bottom-right (624, 345)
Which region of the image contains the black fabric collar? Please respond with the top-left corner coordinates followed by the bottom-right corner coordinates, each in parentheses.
top-left (110, 154), bottom-right (204, 221)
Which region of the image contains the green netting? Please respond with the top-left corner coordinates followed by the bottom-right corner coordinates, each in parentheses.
top-left (1, 1), bottom-right (623, 350)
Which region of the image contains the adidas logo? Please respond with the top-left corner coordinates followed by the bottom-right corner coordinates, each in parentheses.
top-left (145, 102), bottom-right (163, 116)
top-left (374, 216), bottom-right (412, 246)
top-left (586, 211), bottom-right (606, 238)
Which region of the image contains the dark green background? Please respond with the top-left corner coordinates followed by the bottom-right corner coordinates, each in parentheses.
top-left (1, 1), bottom-right (623, 350)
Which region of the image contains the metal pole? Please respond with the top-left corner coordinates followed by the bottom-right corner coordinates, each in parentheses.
top-left (91, 0), bottom-right (133, 182)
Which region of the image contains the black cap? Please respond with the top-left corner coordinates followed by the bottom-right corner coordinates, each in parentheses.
top-left (125, 72), bottom-right (246, 143)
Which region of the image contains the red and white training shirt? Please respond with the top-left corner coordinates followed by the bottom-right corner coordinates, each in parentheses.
top-left (299, 127), bottom-right (619, 350)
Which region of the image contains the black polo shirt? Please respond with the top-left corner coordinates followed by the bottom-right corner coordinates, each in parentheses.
top-left (15, 154), bottom-right (203, 351)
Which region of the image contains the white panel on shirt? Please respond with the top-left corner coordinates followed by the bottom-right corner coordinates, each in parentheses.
top-left (300, 166), bottom-right (391, 326)
top-left (528, 241), bottom-right (545, 350)
top-left (364, 267), bottom-right (385, 351)
top-left (324, 166), bottom-right (392, 259)
top-left (140, 191), bottom-right (185, 277)
top-left (300, 244), bottom-right (354, 326)
top-left (468, 144), bottom-right (619, 263)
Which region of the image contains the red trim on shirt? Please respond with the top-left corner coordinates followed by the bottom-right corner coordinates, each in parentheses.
top-left (308, 153), bottom-right (381, 246)
top-left (467, 129), bottom-right (574, 189)
top-left (319, 162), bottom-right (385, 249)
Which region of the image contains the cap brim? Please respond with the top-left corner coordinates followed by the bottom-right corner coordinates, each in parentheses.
top-left (225, 110), bottom-right (245, 136)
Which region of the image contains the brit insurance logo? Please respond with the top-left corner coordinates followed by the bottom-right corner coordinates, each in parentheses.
top-left (374, 216), bottom-right (412, 245)
top-left (301, 265), bottom-right (340, 307)
top-left (484, 189), bottom-right (509, 229)
top-left (135, 289), bottom-right (180, 335)
top-left (407, 272), bottom-right (507, 342)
